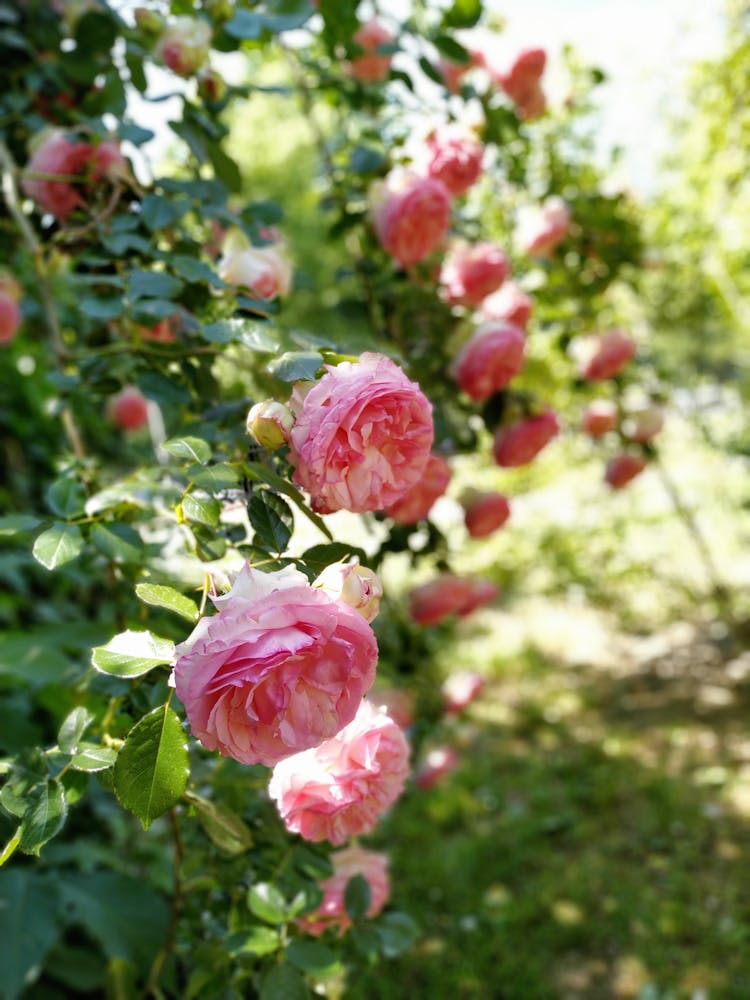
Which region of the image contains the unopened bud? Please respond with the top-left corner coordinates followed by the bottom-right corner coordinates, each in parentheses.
top-left (134, 7), bottom-right (164, 37)
top-left (198, 66), bottom-right (227, 103)
top-left (314, 563), bottom-right (383, 623)
top-left (246, 400), bottom-right (294, 449)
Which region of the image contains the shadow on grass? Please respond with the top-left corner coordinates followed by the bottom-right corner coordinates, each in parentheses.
top-left (350, 625), bottom-right (750, 1000)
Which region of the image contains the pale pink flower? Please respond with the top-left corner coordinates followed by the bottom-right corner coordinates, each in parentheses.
top-left (269, 700), bottom-right (410, 845)
top-left (416, 746), bottom-right (459, 790)
top-left (605, 453), bottom-right (647, 490)
top-left (622, 405), bottom-right (664, 443)
top-left (463, 491), bottom-right (511, 538)
top-left (23, 132), bottom-right (126, 221)
top-left (348, 19), bottom-right (394, 83)
top-left (493, 409), bottom-right (560, 467)
top-left (409, 575), bottom-right (498, 626)
top-left (440, 242), bottom-right (509, 307)
top-left (479, 281), bottom-right (533, 330)
top-left (371, 170), bottom-right (452, 267)
top-left (421, 126), bottom-right (484, 197)
top-left (442, 670), bottom-right (485, 714)
top-left (219, 236), bottom-right (292, 300)
top-left (246, 400), bottom-right (294, 449)
top-left (582, 330), bottom-right (636, 381)
top-left (491, 47), bottom-right (547, 120)
top-left (515, 197), bottom-right (571, 257)
top-left (313, 563), bottom-right (383, 624)
top-left (173, 564), bottom-right (378, 768)
top-left (298, 847), bottom-right (390, 937)
top-left (452, 321), bottom-right (525, 402)
top-left (157, 16), bottom-right (211, 77)
top-left (581, 400), bottom-right (618, 438)
top-left (289, 353), bottom-right (434, 515)
top-left (384, 453), bottom-right (451, 525)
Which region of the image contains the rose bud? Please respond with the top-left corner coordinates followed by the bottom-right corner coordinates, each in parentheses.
top-left (347, 19), bottom-right (395, 83)
top-left (581, 400), bottom-right (618, 437)
top-left (515, 196), bottom-right (571, 257)
top-left (479, 281), bottom-right (533, 330)
top-left (442, 670), bottom-right (485, 714)
top-left (134, 7), bottom-right (164, 37)
top-left (582, 329), bottom-right (636, 381)
top-left (109, 387), bottom-right (149, 431)
top-left (370, 169), bottom-right (452, 267)
top-left (622, 404), bottom-right (664, 443)
top-left (440, 241), bottom-right (509, 308)
top-left (421, 125), bottom-right (484, 197)
top-left (297, 847), bottom-right (391, 937)
top-left (452, 321), bottom-right (526, 402)
top-left (493, 409), bottom-right (560, 467)
top-left (314, 562), bottom-right (383, 623)
top-left (605, 453), bottom-right (647, 490)
top-left (463, 491), bottom-right (511, 538)
top-left (198, 66), bottom-right (227, 103)
top-left (246, 399), bottom-right (294, 449)
top-left (384, 453), bottom-right (451, 525)
top-left (157, 17), bottom-right (212, 78)
top-left (415, 746), bottom-right (459, 790)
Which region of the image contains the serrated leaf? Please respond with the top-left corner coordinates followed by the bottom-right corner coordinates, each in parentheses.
top-left (248, 491), bottom-right (293, 554)
top-left (58, 707), bottom-right (94, 755)
top-left (0, 514), bottom-right (40, 537)
top-left (181, 493), bottom-right (221, 527)
top-left (162, 436), bottom-right (212, 464)
top-left (344, 873), bottom-right (371, 921)
top-left (188, 463), bottom-right (238, 492)
top-left (245, 462), bottom-right (332, 541)
top-left (32, 523), bottom-right (83, 570)
top-left (287, 939), bottom-right (341, 976)
top-left (260, 962), bottom-right (311, 1000)
top-left (248, 883), bottom-right (287, 925)
top-left (19, 780), bottom-right (67, 855)
top-left (135, 584), bottom-right (199, 622)
top-left (268, 350), bottom-right (323, 382)
top-left (186, 791), bottom-right (252, 855)
top-left (114, 705), bottom-right (189, 829)
top-left (46, 476), bottom-right (86, 519)
top-left (71, 744), bottom-right (118, 772)
top-left (227, 926), bottom-right (279, 957)
top-left (90, 522), bottom-right (144, 564)
top-left (91, 630), bottom-right (175, 678)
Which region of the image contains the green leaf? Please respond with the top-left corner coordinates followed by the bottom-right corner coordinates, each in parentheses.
top-left (225, 5), bottom-right (313, 41)
top-left (206, 140), bottom-right (242, 193)
top-left (268, 350), bottom-right (323, 382)
top-left (58, 707), bottom-right (94, 755)
top-left (171, 255), bottom-right (218, 284)
top-left (245, 462), bottom-right (332, 541)
top-left (0, 514), bottom-right (40, 537)
top-left (344, 873), bottom-right (371, 921)
top-left (162, 436), bottom-right (212, 464)
top-left (186, 791), bottom-right (252, 855)
top-left (19, 779), bottom-right (67, 855)
top-left (349, 145), bottom-right (387, 175)
top-left (90, 522), bottom-right (144, 564)
top-left (248, 491), bottom-right (293, 553)
top-left (181, 493), bottom-right (221, 528)
top-left (418, 56), bottom-right (445, 86)
top-left (286, 939), bottom-right (341, 977)
top-left (140, 194), bottom-right (183, 232)
top-left (202, 318), bottom-right (277, 351)
top-left (226, 926), bottom-right (279, 957)
top-left (301, 542), bottom-right (369, 577)
top-left (260, 962), bottom-right (311, 1000)
top-left (433, 34), bottom-right (470, 62)
top-left (0, 871), bottom-right (61, 1000)
top-left (0, 749), bottom-right (49, 818)
top-left (70, 744), bottom-right (118, 772)
top-left (46, 476), bottom-right (86, 519)
top-left (247, 883), bottom-right (287, 925)
top-left (91, 630), bottom-right (175, 678)
top-left (376, 911), bottom-right (419, 957)
top-left (32, 523), bottom-right (83, 570)
top-left (114, 705), bottom-right (189, 829)
top-left (188, 463), bottom-right (238, 492)
top-left (128, 269), bottom-right (184, 301)
top-left (443, 0), bottom-right (482, 28)
top-left (79, 295), bottom-right (125, 320)
top-left (135, 583), bottom-right (200, 622)
top-left (74, 9), bottom-right (117, 51)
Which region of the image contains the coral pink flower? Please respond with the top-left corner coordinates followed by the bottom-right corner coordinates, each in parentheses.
top-left (416, 746), bottom-right (459, 790)
top-left (173, 564), bottom-right (378, 768)
top-left (581, 400), bottom-right (618, 438)
top-left (0, 275), bottom-right (22, 345)
top-left (384, 453), bottom-right (451, 524)
top-left (289, 353), bottom-right (434, 515)
top-left (157, 16), bottom-right (211, 77)
top-left (371, 170), bottom-right (451, 267)
top-left (582, 330), bottom-right (636, 381)
top-left (109, 387), bottom-right (149, 431)
top-left (622, 405), bottom-right (664, 443)
top-left (442, 670), bottom-right (485, 714)
top-left (409, 575), bottom-right (498, 626)
top-left (421, 126), bottom-right (484, 197)
top-left (298, 847), bottom-right (391, 936)
top-left (460, 579), bottom-right (499, 615)
top-left (479, 281), bottom-right (533, 330)
top-left (493, 409), bottom-right (560, 467)
top-left (313, 563), bottom-right (383, 624)
top-left (269, 700), bottom-right (410, 845)
top-left (463, 491), bottom-right (511, 538)
top-left (348, 19), bottom-right (394, 83)
top-left (605, 454), bottom-right (647, 490)
top-left (370, 687), bottom-right (414, 730)
top-left (452, 321), bottom-right (525, 402)
top-left (23, 132), bottom-right (126, 222)
top-left (491, 47), bottom-right (547, 120)
top-left (515, 196), bottom-right (571, 257)
top-left (440, 242), bottom-right (509, 307)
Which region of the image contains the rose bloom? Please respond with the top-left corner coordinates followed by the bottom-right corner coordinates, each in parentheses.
top-left (452, 321), bottom-right (525, 402)
top-left (442, 670), bottom-right (485, 714)
top-left (582, 329), bottom-right (636, 381)
top-left (370, 169), bottom-right (452, 267)
top-left (384, 453), bottom-right (451, 525)
top-left (370, 687), bottom-right (414, 730)
top-left (622, 404), bottom-right (664, 443)
top-left (348, 18), bottom-right (394, 83)
top-left (581, 400), bottom-right (618, 438)
top-left (289, 352), bottom-right (434, 515)
top-left (157, 16), bottom-right (211, 77)
top-left (415, 746), bottom-right (459, 790)
top-left (463, 491), bottom-right (511, 538)
top-left (313, 562), bottom-right (383, 624)
top-left (269, 700), bottom-right (410, 845)
top-left (173, 564), bottom-right (378, 768)
top-left (409, 575), bottom-right (498, 626)
top-left (298, 847), bottom-right (391, 937)
top-left (440, 242), bottom-right (509, 307)
top-left (515, 196), bottom-right (571, 257)
top-left (605, 453), bottom-right (647, 490)
top-left (109, 387), bottom-right (149, 431)
top-left (493, 409), bottom-right (560, 467)
top-left (23, 131), bottom-right (126, 222)
top-left (491, 47), bottom-right (547, 120)
top-left (0, 274), bottom-right (22, 345)
top-left (421, 126), bottom-right (484, 197)
top-left (479, 281), bottom-right (533, 330)
top-left (218, 234), bottom-right (292, 300)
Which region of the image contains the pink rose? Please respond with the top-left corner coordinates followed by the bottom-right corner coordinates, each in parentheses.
top-left (622, 405), bottom-right (664, 443)
top-left (298, 847), bottom-right (390, 937)
top-left (460, 579), bottom-right (499, 616)
top-left (416, 746), bottom-right (458, 790)
top-left (452, 321), bottom-right (525, 402)
top-left (0, 274), bottom-right (22, 346)
top-left (269, 700), bottom-right (410, 845)
top-left (493, 409), bottom-right (560, 467)
top-left (463, 491), bottom-right (511, 538)
top-left (491, 47), bottom-right (547, 120)
top-left (479, 281), bottom-right (533, 330)
top-left (409, 575), bottom-right (498, 626)
top-left (289, 353), bottom-right (434, 515)
top-left (23, 132), bottom-right (126, 221)
top-left (109, 387), bottom-right (149, 431)
top-left (348, 19), bottom-right (394, 83)
top-left (582, 330), bottom-right (636, 381)
top-left (370, 687), bottom-right (414, 730)
top-left (371, 170), bottom-right (452, 267)
top-left (313, 563), bottom-right (383, 624)
top-left (218, 234), bottom-right (292, 300)
top-left (173, 564), bottom-right (378, 768)
top-left (384, 453), bottom-right (451, 525)
top-left (605, 453), bottom-right (647, 490)
top-left (442, 670), bottom-right (485, 714)
top-left (157, 16), bottom-right (211, 77)
top-left (421, 126), bottom-right (484, 197)
top-left (515, 197), bottom-right (571, 257)
top-left (581, 400), bottom-right (617, 438)
top-left (440, 242), bottom-right (509, 307)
